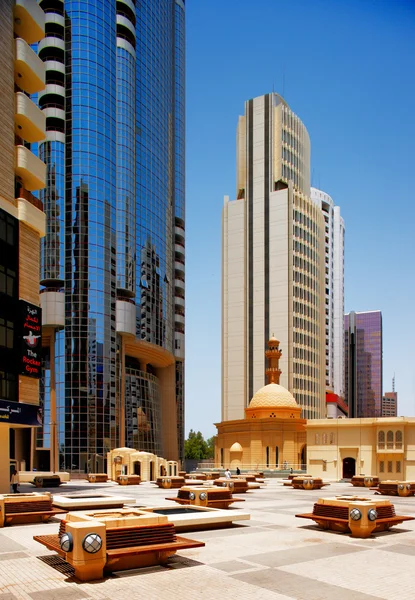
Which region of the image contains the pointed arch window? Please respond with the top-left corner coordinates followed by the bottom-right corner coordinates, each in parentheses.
top-left (387, 430), bottom-right (394, 449)
top-left (378, 431), bottom-right (385, 449)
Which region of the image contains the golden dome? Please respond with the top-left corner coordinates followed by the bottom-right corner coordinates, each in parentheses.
top-left (248, 383), bottom-right (298, 408)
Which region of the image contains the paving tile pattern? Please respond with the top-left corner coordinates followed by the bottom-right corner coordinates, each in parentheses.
top-left (0, 479), bottom-right (415, 599)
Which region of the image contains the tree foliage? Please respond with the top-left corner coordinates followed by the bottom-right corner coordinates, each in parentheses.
top-left (184, 430), bottom-right (215, 460)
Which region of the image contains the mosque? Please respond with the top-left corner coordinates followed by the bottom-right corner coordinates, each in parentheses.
top-left (215, 337), bottom-right (415, 480)
top-left (215, 337), bottom-right (307, 471)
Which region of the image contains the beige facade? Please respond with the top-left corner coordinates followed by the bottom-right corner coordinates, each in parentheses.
top-left (107, 447), bottom-right (178, 482)
top-left (222, 93), bottom-right (326, 423)
top-left (306, 417), bottom-right (415, 481)
top-left (0, 0), bottom-right (46, 494)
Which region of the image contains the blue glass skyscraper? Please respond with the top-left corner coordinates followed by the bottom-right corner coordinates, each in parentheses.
top-left (36, 0), bottom-right (185, 472)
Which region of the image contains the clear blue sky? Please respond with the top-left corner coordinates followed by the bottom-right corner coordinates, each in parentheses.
top-left (184, 0), bottom-right (415, 439)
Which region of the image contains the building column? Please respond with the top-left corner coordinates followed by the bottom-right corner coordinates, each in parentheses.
top-left (0, 427), bottom-right (10, 494)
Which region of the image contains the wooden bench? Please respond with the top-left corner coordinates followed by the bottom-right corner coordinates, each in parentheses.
top-left (116, 475), bottom-right (141, 486)
top-left (166, 487), bottom-right (244, 509)
top-left (296, 499), bottom-right (414, 536)
top-left (154, 477), bottom-right (185, 489)
top-left (292, 477), bottom-right (328, 490)
top-left (372, 481), bottom-right (415, 497)
top-left (31, 475), bottom-right (62, 488)
top-left (87, 473), bottom-right (108, 483)
top-left (1, 496), bottom-right (65, 526)
top-left (34, 519), bottom-right (205, 579)
top-left (213, 478), bottom-right (249, 493)
top-left (351, 476), bottom-right (379, 488)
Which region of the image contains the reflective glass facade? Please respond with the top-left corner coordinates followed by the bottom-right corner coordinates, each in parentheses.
top-left (345, 311), bottom-right (383, 418)
top-left (37, 0), bottom-right (185, 471)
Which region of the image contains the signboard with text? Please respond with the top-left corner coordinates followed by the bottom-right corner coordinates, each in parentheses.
top-left (0, 399), bottom-right (42, 426)
top-left (19, 300), bottom-right (42, 378)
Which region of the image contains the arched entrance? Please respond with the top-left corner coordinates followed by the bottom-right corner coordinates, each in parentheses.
top-left (300, 445), bottom-right (307, 470)
top-left (343, 457), bottom-right (356, 479)
top-left (133, 461), bottom-right (141, 476)
top-left (149, 461), bottom-right (154, 481)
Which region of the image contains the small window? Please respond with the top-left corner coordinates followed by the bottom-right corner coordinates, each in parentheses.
top-left (396, 430), bottom-right (403, 449)
top-left (322, 460), bottom-right (327, 472)
top-left (329, 432), bottom-right (335, 444)
top-left (387, 431), bottom-right (394, 449)
top-left (388, 461), bottom-right (393, 473)
top-left (322, 433), bottom-right (327, 444)
top-left (379, 461), bottom-right (384, 473)
top-left (315, 433), bottom-right (320, 444)
top-left (396, 461), bottom-right (401, 473)
top-left (378, 430), bottom-right (385, 449)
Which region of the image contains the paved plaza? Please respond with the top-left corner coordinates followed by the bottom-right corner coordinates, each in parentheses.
top-left (1, 478), bottom-right (415, 599)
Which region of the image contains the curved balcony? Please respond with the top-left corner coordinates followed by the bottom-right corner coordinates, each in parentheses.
top-left (40, 290), bottom-right (65, 329)
top-left (14, 0), bottom-right (45, 45)
top-left (116, 299), bottom-right (136, 336)
top-left (175, 221), bottom-right (185, 236)
top-left (15, 38), bottom-right (45, 94)
top-left (42, 107), bottom-right (65, 122)
top-left (175, 260), bottom-right (185, 277)
top-left (44, 12), bottom-right (64, 27)
top-left (44, 60), bottom-right (65, 74)
top-left (38, 36), bottom-right (65, 54)
top-left (175, 296), bottom-right (185, 309)
top-left (38, 83), bottom-right (65, 102)
top-left (117, 0), bottom-right (136, 16)
top-left (175, 242), bottom-right (185, 257)
top-left (116, 14), bottom-right (136, 37)
top-left (17, 195), bottom-right (46, 237)
top-left (15, 145), bottom-right (46, 191)
top-left (174, 313), bottom-right (185, 326)
top-left (15, 92), bottom-right (46, 143)
top-left (175, 277), bottom-right (185, 292)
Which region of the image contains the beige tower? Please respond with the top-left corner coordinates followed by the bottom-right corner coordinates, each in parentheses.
top-left (222, 93), bottom-right (326, 422)
top-left (0, 0), bottom-right (46, 493)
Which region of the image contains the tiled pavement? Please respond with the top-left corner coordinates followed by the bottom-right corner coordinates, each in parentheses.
top-left (1, 479), bottom-right (415, 599)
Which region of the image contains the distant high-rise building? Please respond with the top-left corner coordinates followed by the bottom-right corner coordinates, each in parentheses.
top-left (344, 311), bottom-right (382, 417)
top-left (222, 93), bottom-right (326, 421)
top-left (0, 0), bottom-right (46, 492)
top-left (382, 378), bottom-right (398, 417)
top-left (35, 0), bottom-right (186, 472)
top-left (310, 188), bottom-right (345, 416)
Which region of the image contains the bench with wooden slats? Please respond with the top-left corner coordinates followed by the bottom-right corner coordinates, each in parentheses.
top-left (116, 475), bottom-right (141, 486)
top-left (371, 481), bottom-right (415, 497)
top-left (4, 499), bottom-right (65, 525)
top-left (34, 518), bottom-right (205, 576)
top-left (296, 499), bottom-right (414, 535)
top-left (213, 478), bottom-right (249, 493)
top-left (166, 487), bottom-right (244, 509)
top-left (87, 473), bottom-right (108, 483)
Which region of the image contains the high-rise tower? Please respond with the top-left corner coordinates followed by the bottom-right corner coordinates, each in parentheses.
top-left (311, 188), bottom-right (345, 414)
top-left (222, 93), bottom-right (326, 421)
top-left (36, 0), bottom-right (185, 472)
top-left (344, 310), bottom-right (383, 418)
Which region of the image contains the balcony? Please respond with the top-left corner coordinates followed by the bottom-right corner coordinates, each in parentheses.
top-left (175, 296), bottom-right (185, 309)
top-left (15, 145), bottom-right (46, 191)
top-left (15, 38), bottom-right (45, 94)
top-left (14, 0), bottom-right (45, 44)
top-left (15, 92), bottom-right (46, 143)
top-left (40, 290), bottom-right (64, 328)
top-left (175, 313), bottom-right (185, 326)
top-left (116, 299), bottom-right (136, 336)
